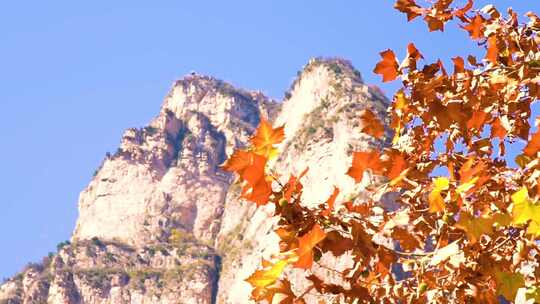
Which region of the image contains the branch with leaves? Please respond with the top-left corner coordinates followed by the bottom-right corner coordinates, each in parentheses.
top-left (221, 1), bottom-right (540, 303)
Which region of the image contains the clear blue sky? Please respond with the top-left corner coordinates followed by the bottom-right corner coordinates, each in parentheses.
top-left (1, 1), bottom-right (538, 279)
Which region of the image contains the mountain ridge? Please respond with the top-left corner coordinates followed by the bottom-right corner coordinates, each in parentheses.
top-left (0, 57), bottom-right (389, 304)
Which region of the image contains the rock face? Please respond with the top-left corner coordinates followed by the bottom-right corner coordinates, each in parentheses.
top-left (0, 58), bottom-right (389, 304)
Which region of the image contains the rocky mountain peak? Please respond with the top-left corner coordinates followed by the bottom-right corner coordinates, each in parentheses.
top-left (1, 59), bottom-right (390, 304)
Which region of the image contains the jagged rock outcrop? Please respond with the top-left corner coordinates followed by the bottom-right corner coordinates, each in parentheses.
top-left (215, 58), bottom-right (390, 303)
top-left (0, 58), bottom-right (389, 304)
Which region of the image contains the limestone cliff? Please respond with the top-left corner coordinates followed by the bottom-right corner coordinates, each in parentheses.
top-left (0, 58), bottom-right (388, 304)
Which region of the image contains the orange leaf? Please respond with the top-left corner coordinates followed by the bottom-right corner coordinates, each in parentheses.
top-left (241, 178), bottom-right (272, 206)
top-left (452, 56), bottom-right (465, 74)
top-left (466, 111), bottom-right (488, 131)
top-left (424, 15), bottom-right (445, 32)
top-left (321, 187), bottom-right (339, 216)
top-left (524, 129), bottom-right (540, 157)
top-left (373, 50), bottom-right (400, 82)
top-left (394, 0), bottom-right (424, 21)
top-left (222, 150), bottom-right (267, 186)
top-left (294, 224), bottom-right (327, 269)
top-left (454, 0), bottom-right (474, 21)
top-left (385, 150), bottom-right (409, 186)
top-left (462, 14), bottom-right (484, 40)
top-left (400, 43), bottom-right (424, 70)
top-left (359, 109), bottom-right (385, 138)
top-left (491, 117), bottom-right (507, 140)
top-left (250, 118), bottom-right (285, 158)
top-left (347, 151), bottom-right (383, 183)
top-left (486, 35), bottom-right (498, 64)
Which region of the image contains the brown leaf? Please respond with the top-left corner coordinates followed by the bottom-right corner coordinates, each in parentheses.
top-left (524, 128), bottom-right (540, 157)
top-left (358, 109), bottom-right (385, 138)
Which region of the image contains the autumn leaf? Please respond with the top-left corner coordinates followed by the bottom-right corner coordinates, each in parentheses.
top-left (358, 109), bottom-right (385, 138)
top-left (246, 259), bottom-right (290, 291)
top-left (454, 0), bottom-right (473, 21)
top-left (241, 178), bottom-right (272, 206)
top-left (466, 110), bottom-right (488, 131)
top-left (455, 212), bottom-right (494, 244)
top-left (294, 224), bottom-right (327, 269)
top-left (385, 150), bottom-right (409, 185)
top-left (524, 129), bottom-right (540, 157)
top-left (321, 187), bottom-right (339, 217)
top-left (486, 35), bottom-right (499, 64)
top-left (491, 117), bottom-right (507, 139)
top-left (511, 187), bottom-right (540, 225)
top-left (424, 15), bottom-right (445, 32)
top-left (250, 118), bottom-right (285, 159)
top-left (251, 279), bottom-right (297, 304)
top-left (495, 271), bottom-right (525, 301)
top-left (394, 0), bottom-right (424, 21)
top-left (400, 42), bottom-right (424, 70)
top-left (373, 49), bottom-right (400, 82)
top-left (221, 150), bottom-right (267, 187)
top-left (347, 151), bottom-right (383, 183)
top-left (452, 56), bottom-right (465, 74)
top-left (462, 14), bottom-right (484, 40)
top-left (428, 177), bottom-right (449, 213)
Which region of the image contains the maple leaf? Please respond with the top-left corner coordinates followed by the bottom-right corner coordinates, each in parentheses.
top-left (455, 212), bottom-right (494, 244)
top-left (452, 56), bottom-right (465, 74)
top-left (251, 279), bottom-right (297, 304)
top-left (424, 15), bottom-right (445, 32)
top-left (524, 129), bottom-right (540, 157)
top-left (486, 35), bottom-right (499, 64)
top-left (241, 178), bottom-right (272, 206)
top-left (491, 117), bottom-right (507, 139)
top-left (495, 271), bottom-right (525, 301)
top-left (358, 109), bottom-right (385, 138)
top-left (222, 150), bottom-right (267, 187)
top-left (454, 0), bottom-right (473, 21)
top-left (347, 151), bottom-right (383, 183)
top-left (246, 259), bottom-right (290, 291)
top-left (294, 224), bottom-right (327, 269)
top-left (466, 110), bottom-right (488, 131)
top-left (400, 43), bottom-right (424, 70)
top-left (321, 187), bottom-right (339, 217)
top-left (250, 118), bottom-right (285, 159)
top-left (511, 187), bottom-right (540, 225)
top-left (462, 14), bottom-right (484, 40)
top-left (394, 0), bottom-right (424, 21)
top-left (385, 150), bottom-right (409, 185)
top-left (428, 177), bottom-right (449, 213)
top-left (373, 50), bottom-right (400, 82)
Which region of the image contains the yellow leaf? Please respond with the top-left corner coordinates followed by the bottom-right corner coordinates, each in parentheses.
top-left (511, 187), bottom-right (540, 225)
top-left (250, 119), bottom-right (285, 158)
top-left (456, 176), bottom-right (479, 194)
top-left (428, 177), bottom-right (449, 213)
top-left (245, 259), bottom-right (290, 289)
top-left (455, 212), bottom-right (493, 244)
top-left (495, 271), bottom-right (525, 301)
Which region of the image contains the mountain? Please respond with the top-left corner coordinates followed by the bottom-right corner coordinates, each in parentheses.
top-left (0, 58), bottom-right (389, 304)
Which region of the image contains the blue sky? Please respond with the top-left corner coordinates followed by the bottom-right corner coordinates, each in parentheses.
top-left (0, 1), bottom-right (538, 279)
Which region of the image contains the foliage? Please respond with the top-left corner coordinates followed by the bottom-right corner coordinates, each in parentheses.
top-left (222, 1), bottom-right (540, 303)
